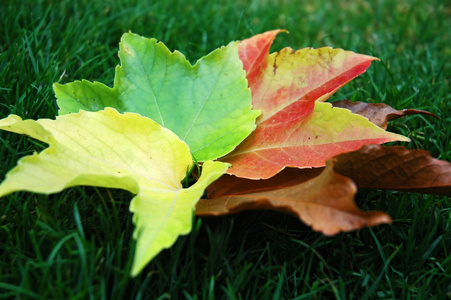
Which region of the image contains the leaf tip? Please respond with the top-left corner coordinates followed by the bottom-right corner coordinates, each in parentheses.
top-left (394, 134), bottom-right (411, 143)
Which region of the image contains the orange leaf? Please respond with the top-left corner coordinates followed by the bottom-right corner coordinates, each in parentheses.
top-left (196, 160), bottom-right (391, 236)
top-left (205, 167), bottom-right (323, 199)
top-left (196, 145), bottom-right (451, 234)
top-left (204, 144), bottom-right (451, 200)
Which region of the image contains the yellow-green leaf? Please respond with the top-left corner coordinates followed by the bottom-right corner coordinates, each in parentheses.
top-left (54, 32), bottom-right (260, 162)
top-left (0, 108), bottom-right (228, 276)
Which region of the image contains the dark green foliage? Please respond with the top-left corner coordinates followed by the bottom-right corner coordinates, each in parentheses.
top-left (0, 0), bottom-right (450, 298)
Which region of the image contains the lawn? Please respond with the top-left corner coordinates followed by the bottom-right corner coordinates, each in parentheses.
top-left (0, 0), bottom-right (450, 299)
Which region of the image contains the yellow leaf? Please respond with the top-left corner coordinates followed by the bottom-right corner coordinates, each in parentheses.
top-left (0, 108), bottom-right (228, 276)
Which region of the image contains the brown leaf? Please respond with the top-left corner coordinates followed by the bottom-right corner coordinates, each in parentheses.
top-left (196, 145), bottom-right (450, 235)
top-left (206, 167), bottom-right (323, 199)
top-left (206, 145), bottom-right (451, 198)
top-left (196, 161), bottom-right (391, 236)
top-left (332, 100), bottom-right (439, 129)
top-left (333, 144), bottom-right (451, 196)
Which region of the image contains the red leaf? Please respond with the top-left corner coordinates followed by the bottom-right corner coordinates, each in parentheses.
top-left (220, 30), bottom-right (408, 179)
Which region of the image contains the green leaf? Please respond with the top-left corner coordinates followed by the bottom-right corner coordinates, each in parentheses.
top-left (0, 108), bottom-right (228, 276)
top-left (54, 32), bottom-right (260, 162)
top-left (53, 80), bottom-right (124, 113)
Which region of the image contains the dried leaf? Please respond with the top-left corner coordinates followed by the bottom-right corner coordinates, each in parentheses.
top-left (333, 144), bottom-right (451, 196)
top-left (196, 161), bottom-right (391, 235)
top-left (204, 144), bottom-right (451, 201)
top-left (332, 100), bottom-right (439, 129)
top-left (196, 145), bottom-right (451, 234)
top-left (205, 167), bottom-right (323, 199)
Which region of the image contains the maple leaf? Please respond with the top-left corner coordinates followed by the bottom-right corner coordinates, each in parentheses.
top-left (196, 145), bottom-right (451, 233)
top-left (333, 144), bottom-right (451, 196)
top-left (220, 30), bottom-right (409, 179)
top-left (0, 108), bottom-right (228, 276)
top-left (196, 160), bottom-right (391, 235)
top-left (54, 32), bottom-right (260, 162)
top-left (199, 145), bottom-right (451, 201)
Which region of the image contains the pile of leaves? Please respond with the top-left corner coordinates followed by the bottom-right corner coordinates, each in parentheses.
top-left (0, 30), bottom-right (449, 277)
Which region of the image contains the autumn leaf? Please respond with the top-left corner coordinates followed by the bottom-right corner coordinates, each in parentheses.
top-left (332, 100), bottom-right (439, 129)
top-left (333, 144), bottom-right (451, 196)
top-left (54, 32), bottom-right (260, 162)
top-left (219, 30), bottom-right (409, 179)
top-left (0, 108), bottom-right (228, 276)
top-left (196, 160), bottom-right (391, 236)
top-left (223, 101), bottom-right (409, 179)
top-left (201, 145), bottom-right (451, 202)
top-left (196, 145), bottom-right (451, 231)
top-left (203, 167), bottom-right (323, 199)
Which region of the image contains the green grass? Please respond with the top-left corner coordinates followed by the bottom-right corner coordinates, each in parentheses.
top-left (1, 0), bottom-right (450, 298)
